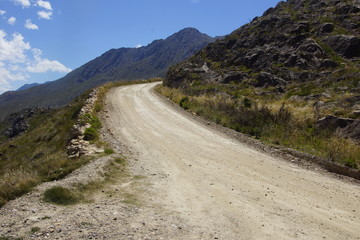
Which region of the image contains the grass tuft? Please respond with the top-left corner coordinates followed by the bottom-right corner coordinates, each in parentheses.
top-left (104, 148), bottom-right (115, 154)
top-left (30, 227), bottom-right (40, 234)
top-left (43, 186), bottom-right (81, 205)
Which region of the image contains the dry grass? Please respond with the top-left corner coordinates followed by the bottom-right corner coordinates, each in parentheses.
top-left (0, 93), bottom-right (92, 207)
top-left (0, 79), bottom-right (161, 208)
top-left (157, 84), bottom-right (360, 169)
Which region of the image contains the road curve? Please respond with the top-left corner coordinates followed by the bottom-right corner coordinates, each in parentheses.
top-left (104, 82), bottom-right (360, 240)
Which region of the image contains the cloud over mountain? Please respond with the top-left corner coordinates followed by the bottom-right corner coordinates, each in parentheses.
top-left (0, 30), bottom-right (71, 93)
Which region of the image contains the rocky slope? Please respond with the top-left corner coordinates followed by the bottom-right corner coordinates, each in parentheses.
top-left (162, 0), bottom-right (360, 167)
top-left (165, 0), bottom-right (360, 95)
top-left (0, 107), bottom-right (49, 142)
top-left (0, 28), bottom-right (214, 121)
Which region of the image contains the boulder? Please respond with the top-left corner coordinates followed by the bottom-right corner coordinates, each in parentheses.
top-left (321, 59), bottom-right (338, 68)
top-left (335, 4), bottom-right (360, 14)
top-left (324, 35), bottom-right (360, 58)
top-left (288, 95), bottom-right (303, 102)
top-left (320, 23), bottom-right (335, 33)
top-left (339, 120), bottom-right (360, 142)
top-left (222, 72), bottom-right (248, 83)
top-left (255, 72), bottom-right (286, 87)
top-left (317, 115), bottom-right (354, 130)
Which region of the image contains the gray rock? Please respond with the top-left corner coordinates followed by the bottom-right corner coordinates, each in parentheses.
top-left (222, 72), bottom-right (248, 83)
top-left (317, 115), bottom-right (354, 130)
top-left (288, 95), bottom-right (303, 102)
top-left (324, 35), bottom-right (360, 58)
top-left (255, 72), bottom-right (286, 87)
top-left (321, 59), bottom-right (338, 68)
top-left (339, 120), bottom-right (360, 142)
top-left (320, 23), bottom-right (335, 33)
top-left (335, 4), bottom-right (360, 14)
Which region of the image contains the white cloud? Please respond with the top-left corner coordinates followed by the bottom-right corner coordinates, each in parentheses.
top-left (135, 44), bottom-right (143, 48)
top-left (27, 59), bottom-right (72, 73)
top-left (37, 10), bottom-right (52, 20)
top-left (36, 0), bottom-right (52, 10)
top-left (0, 31), bottom-right (30, 92)
top-left (28, 48), bottom-right (71, 73)
top-left (0, 30), bottom-right (71, 93)
top-left (8, 17), bottom-right (16, 25)
top-left (12, 0), bottom-right (31, 8)
top-left (0, 10), bottom-right (6, 15)
top-left (0, 30), bottom-right (30, 63)
top-left (25, 19), bottom-right (39, 30)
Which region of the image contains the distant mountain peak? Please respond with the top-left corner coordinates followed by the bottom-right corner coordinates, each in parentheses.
top-left (177, 27), bottom-right (202, 34)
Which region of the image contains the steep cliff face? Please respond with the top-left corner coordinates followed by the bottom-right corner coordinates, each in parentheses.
top-left (165, 0), bottom-right (360, 90)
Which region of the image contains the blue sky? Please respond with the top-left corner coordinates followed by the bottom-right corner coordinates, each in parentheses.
top-left (0, 0), bottom-right (282, 93)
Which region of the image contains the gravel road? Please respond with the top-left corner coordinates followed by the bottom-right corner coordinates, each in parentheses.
top-left (104, 82), bottom-right (360, 239)
top-left (1, 82), bottom-right (359, 240)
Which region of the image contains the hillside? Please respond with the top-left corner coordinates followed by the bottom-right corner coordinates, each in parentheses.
top-left (161, 0), bottom-right (360, 168)
top-left (16, 83), bottom-right (41, 91)
top-left (0, 93), bottom-right (89, 207)
top-left (166, 1), bottom-right (359, 89)
top-left (0, 28), bottom-right (214, 121)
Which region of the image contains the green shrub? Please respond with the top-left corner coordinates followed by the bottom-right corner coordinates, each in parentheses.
top-left (83, 127), bottom-right (98, 141)
top-left (179, 97), bottom-right (190, 110)
top-left (344, 159), bottom-right (357, 169)
top-left (30, 227), bottom-right (40, 233)
top-left (104, 148), bottom-right (114, 154)
top-left (243, 98), bottom-right (252, 108)
top-left (114, 157), bottom-right (126, 166)
top-left (90, 115), bottom-right (102, 129)
top-left (43, 186), bottom-right (80, 205)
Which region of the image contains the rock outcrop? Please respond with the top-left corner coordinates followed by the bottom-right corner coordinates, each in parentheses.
top-left (67, 89), bottom-right (104, 158)
top-left (0, 108), bottom-right (48, 140)
top-left (317, 115), bottom-right (360, 142)
top-left (164, 0), bottom-right (360, 89)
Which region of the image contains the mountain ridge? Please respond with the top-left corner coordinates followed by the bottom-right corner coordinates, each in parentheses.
top-left (16, 83), bottom-right (41, 91)
top-left (0, 27), bottom-right (215, 120)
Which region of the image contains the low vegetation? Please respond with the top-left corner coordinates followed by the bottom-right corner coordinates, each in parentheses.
top-left (43, 186), bottom-right (81, 205)
top-left (0, 79), bottom-right (161, 208)
top-left (156, 83), bottom-right (360, 169)
top-left (42, 155), bottom-right (137, 207)
top-left (0, 236), bottom-right (23, 240)
top-left (0, 93), bottom-right (92, 208)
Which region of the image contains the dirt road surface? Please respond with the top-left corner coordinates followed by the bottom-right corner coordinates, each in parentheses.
top-left (104, 82), bottom-right (360, 239)
top-left (1, 82), bottom-right (359, 240)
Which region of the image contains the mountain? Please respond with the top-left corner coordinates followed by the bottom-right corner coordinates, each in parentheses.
top-left (0, 28), bottom-right (215, 120)
top-left (161, 0), bottom-right (360, 168)
top-left (165, 0), bottom-right (359, 90)
top-left (16, 83), bottom-right (41, 91)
